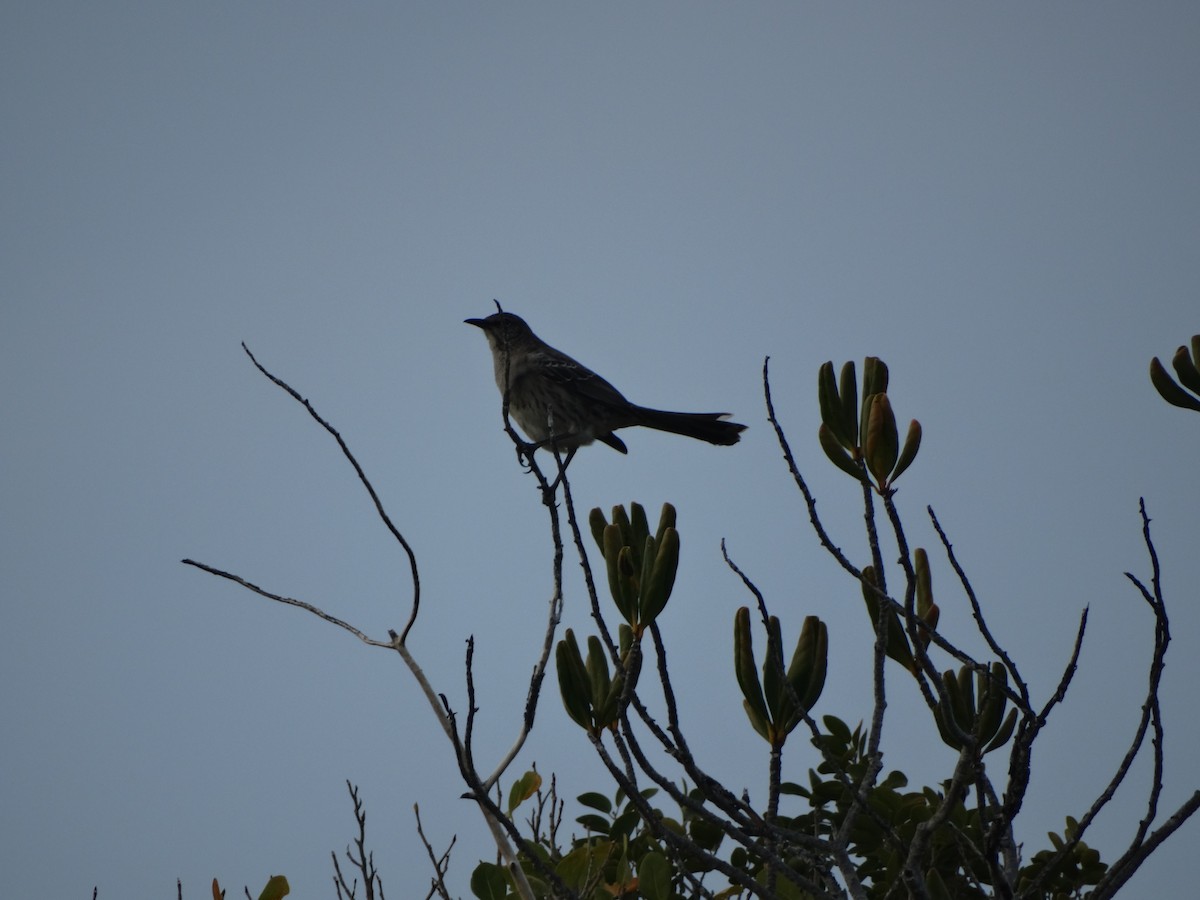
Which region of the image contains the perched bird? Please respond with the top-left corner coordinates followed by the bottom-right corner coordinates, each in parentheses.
top-left (466, 309), bottom-right (745, 464)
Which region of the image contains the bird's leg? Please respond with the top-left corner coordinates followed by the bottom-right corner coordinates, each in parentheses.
top-left (544, 445), bottom-right (576, 495)
top-left (514, 439), bottom-right (539, 472)
top-left (513, 432), bottom-right (580, 488)
top-left (535, 437), bottom-right (575, 501)
top-left (522, 430), bottom-right (584, 454)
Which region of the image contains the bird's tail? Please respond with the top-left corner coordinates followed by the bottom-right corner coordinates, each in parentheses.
top-left (633, 407), bottom-right (746, 446)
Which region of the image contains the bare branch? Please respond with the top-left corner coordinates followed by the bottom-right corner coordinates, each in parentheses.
top-left (721, 539), bottom-right (771, 626)
top-left (1093, 790), bottom-right (1200, 900)
top-left (1018, 500), bottom-right (1190, 899)
top-left (928, 506), bottom-right (1030, 711)
top-left (440, 684), bottom-right (564, 900)
top-left (332, 781), bottom-right (385, 900)
top-left (1038, 607), bottom-right (1089, 726)
top-left (180, 559), bottom-right (391, 648)
top-left (763, 357), bottom-right (862, 579)
top-left (238, 343), bottom-right (421, 644)
top-left (414, 804), bottom-right (455, 900)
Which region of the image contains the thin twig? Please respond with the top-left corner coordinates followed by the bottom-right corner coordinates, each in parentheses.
top-left (1018, 501), bottom-right (1183, 900)
top-left (332, 781), bottom-right (385, 900)
top-left (993, 603), bottom-right (1089, 853)
top-left (1093, 790), bottom-right (1200, 900)
top-left (438, 692), bottom-right (552, 900)
top-left (180, 560), bottom-right (391, 647)
top-left (414, 804), bottom-right (455, 900)
top-left (928, 506), bottom-right (1030, 710)
top-left (238, 343), bottom-right (422, 644)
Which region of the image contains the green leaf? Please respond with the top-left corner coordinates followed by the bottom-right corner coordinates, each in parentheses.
top-left (734, 607), bottom-right (771, 740)
top-left (629, 502), bottom-right (650, 569)
top-left (616, 545), bottom-right (639, 625)
top-left (610, 807), bottom-right (642, 841)
top-left (937, 667), bottom-right (975, 749)
top-left (641, 527), bottom-right (680, 626)
top-left (576, 813), bottom-right (612, 835)
top-left (958, 666), bottom-right (977, 726)
top-left (913, 549), bottom-right (937, 654)
top-left (597, 664), bottom-right (626, 732)
top-left (772, 873), bottom-right (816, 899)
top-left (469, 862), bottom-right (509, 900)
top-left (890, 418), bottom-right (922, 483)
top-left (638, 786), bottom-right (660, 802)
top-left (742, 698), bottom-right (770, 741)
top-left (557, 841), bottom-right (614, 891)
top-left (761, 615), bottom-right (788, 730)
top-left (817, 361), bottom-right (848, 445)
top-left (556, 630), bottom-right (594, 732)
top-left (974, 663), bottom-right (1008, 746)
top-left (860, 566), bottom-right (914, 671)
top-left (638, 533), bottom-right (656, 620)
top-left (926, 867), bottom-right (953, 900)
top-left (863, 355), bottom-right (889, 400)
top-left (838, 360), bottom-right (859, 447)
top-left (588, 507), bottom-right (607, 551)
top-left (577, 791), bottom-right (613, 814)
top-left (1172, 342), bottom-right (1200, 394)
top-left (585, 636), bottom-right (613, 721)
top-left (654, 502), bottom-right (677, 547)
top-left (819, 422), bottom-right (867, 481)
top-left (914, 549), bottom-right (934, 618)
top-left (618, 623), bottom-right (633, 658)
top-left (787, 615), bottom-right (828, 715)
top-left (638, 851), bottom-right (672, 900)
top-left (611, 504), bottom-right (633, 550)
top-left (602, 525), bottom-right (630, 620)
top-left (256, 876), bottom-right (290, 900)
top-left (859, 357), bottom-right (889, 445)
top-left (688, 815), bottom-right (725, 852)
top-left (984, 708), bottom-right (1019, 754)
top-left (864, 392), bottom-right (899, 485)
top-left (823, 715), bottom-right (852, 744)
top-left (506, 770), bottom-right (542, 814)
top-left (1151, 356), bottom-right (1200, 411)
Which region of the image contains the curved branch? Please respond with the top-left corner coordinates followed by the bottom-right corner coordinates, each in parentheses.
top-left (928, 506), bottom-right (1030, 711)
top-left (239, 343), bottom-right (422, 644)
top-left (763, 357), bottom-right (861, 580)
top-left (1093, 791), bottom-right (1200, 900)
top-left (1018, 500), bottom-right (1190, 899)
top-left (180, 559), bottom-right (391, 648)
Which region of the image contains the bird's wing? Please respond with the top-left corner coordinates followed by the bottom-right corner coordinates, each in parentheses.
top-left (539, 349), bottom-right (631, 407)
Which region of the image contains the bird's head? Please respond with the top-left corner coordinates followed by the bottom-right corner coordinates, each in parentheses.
top-left (464, 309), bottom-right (537, 350)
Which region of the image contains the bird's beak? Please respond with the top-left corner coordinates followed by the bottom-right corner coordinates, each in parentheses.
top-left (464, 318), bottom-right (486, 329)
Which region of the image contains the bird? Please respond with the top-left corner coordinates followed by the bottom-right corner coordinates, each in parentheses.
top-left (465, 309), bottom-right (745, 466)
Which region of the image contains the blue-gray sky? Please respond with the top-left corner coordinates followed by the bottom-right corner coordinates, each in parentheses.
top-left (3, 3), bottom-right (1198, 897)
